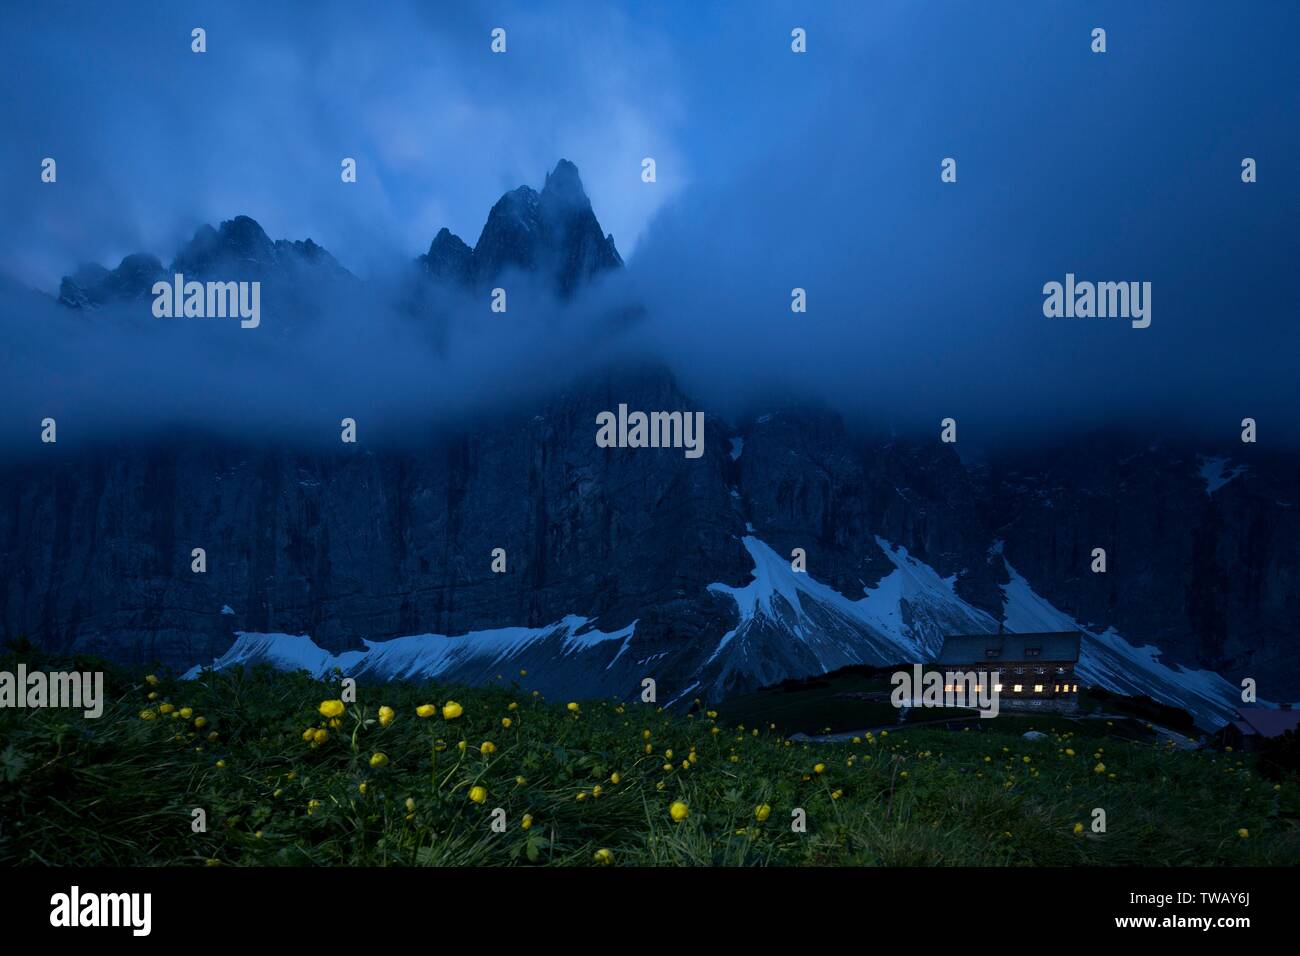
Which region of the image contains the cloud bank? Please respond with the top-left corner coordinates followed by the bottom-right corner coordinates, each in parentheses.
top-left (2, 0), bottom-right (1297, 454)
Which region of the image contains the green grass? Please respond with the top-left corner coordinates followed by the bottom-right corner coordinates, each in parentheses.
top-left (1, 654), bottom-right (1296, 866)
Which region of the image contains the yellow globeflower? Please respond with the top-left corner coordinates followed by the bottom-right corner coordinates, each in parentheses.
top-left (416, 704), bottom-right (436, 718)
top-left (1065, 748), bottom-right (1075, 757)
top-left (1237, 828), bottom-right (1249, 839)
top-left (566, 702), bottom-right (580, 713)
top-left (521, 814), bottom-right (533, 830)
top-left (813, 763), bottom-right (825, 774)
top-left (593, 848), bottom-right (614, 866)
top-left (405, 797), bottom-right (415, 812)
top-left (501, 717), bottom-right (512, 728)
top-left (1073, 823), bottom-right (1084, 834)
top-left (481, 741), bottom-right (497, 755)
top-left (669, 801), bottom-right (690, 822)
top-left (442, 701), bottom-right (463, 720)
top-left (159, 703), bottom-right (175, 715)
top-left (369, 752), bottom-right (389, 768)
top-left (1094, 762), bottom-right (1106, 774)
top-left (755, 803), bottom-right (772, 822)
top-left (831, 789), bottom-right (843, 800)
top-left (515, 775), bottom-right (527, 786)
top-left (312, 728), bottom-right (328, 744)
top-left (145, 674), bottom-right (160, 686)
top-left (508, 702), bottom-right (518, 711)
top-left (378, 706), bottom-right (395, 727)
top-left (358, 782), bottom-right (368, 795)
top-left (147, 692), bottom-right (158, 701)
top-left (302, 727), bottom-right (315, 742)
top-left (139, 709), bottom-right (157, 720)
top-left (469, 785), bottom-right (487, 804)
top-left (318, 699), bottom-right (345, 719)
top-left (179, 707), bottom-right (193, 719)
top-left (215, 759), bottom-right (226, 769)
top-left (610, 772), bottom-right (621, 785)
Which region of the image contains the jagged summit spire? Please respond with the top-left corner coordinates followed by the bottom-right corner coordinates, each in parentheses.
top-left (418, 160), bottom-right (621, 298)
top-left (542, 158), bottom-right (588, 206)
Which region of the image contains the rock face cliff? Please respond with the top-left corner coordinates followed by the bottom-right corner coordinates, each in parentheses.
top-left (5, 161), bottom-right (1297, 722)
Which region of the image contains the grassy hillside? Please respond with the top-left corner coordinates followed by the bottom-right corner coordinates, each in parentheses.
top-left (1, 654), bottom-right (1296, 866)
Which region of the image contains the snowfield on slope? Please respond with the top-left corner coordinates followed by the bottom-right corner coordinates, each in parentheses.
top-left (187, 536), bottom-right (1244, 728)
top-left (700, 536), bottom-right (1242, 726)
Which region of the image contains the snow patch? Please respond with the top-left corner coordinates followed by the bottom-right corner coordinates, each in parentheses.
top-left (1001, 560), bottom-right (1240, 726)
top-left (1199, 456), bottom-right (1246, 495)
top-left (706, 536), bottom-right (997, 669)
top-left (184, 616), bottom-right (636, 682)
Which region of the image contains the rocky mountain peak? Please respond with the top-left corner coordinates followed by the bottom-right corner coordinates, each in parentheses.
top-left (57, 216), bottom-right (348, 309)
top-left (418, 160), bottom-right (622, 298)
top-left (541, 158), bottom-right (588, 208)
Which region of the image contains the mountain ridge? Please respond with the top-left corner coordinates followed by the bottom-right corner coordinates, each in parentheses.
top-left (58, 160), bottom-right (622, 309)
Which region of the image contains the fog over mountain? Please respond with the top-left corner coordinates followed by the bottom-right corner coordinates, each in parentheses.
top-left (3, 1), bottom-right (1297, 451)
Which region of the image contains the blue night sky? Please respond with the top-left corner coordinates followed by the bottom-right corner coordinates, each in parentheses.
top-left (1, 0), bottom-right (1297, 445)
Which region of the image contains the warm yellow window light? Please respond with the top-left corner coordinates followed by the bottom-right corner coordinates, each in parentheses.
top-left (1013, 684), bottom-right (1022, 693)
